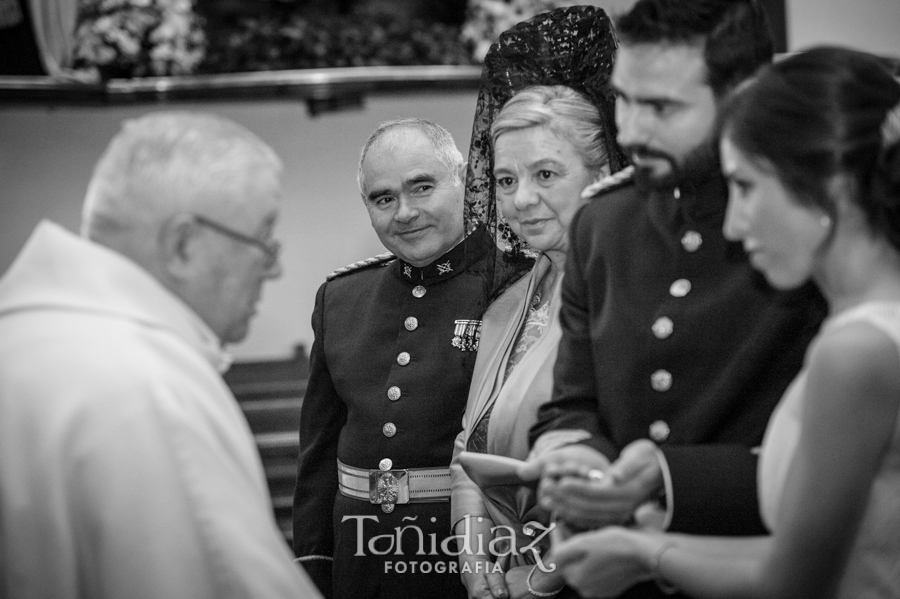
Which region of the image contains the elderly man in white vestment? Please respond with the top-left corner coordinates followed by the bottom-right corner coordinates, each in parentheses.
top-left (0, 112), bottom-right (320, 599)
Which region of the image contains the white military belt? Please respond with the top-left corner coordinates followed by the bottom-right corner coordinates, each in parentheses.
top-left (337, 459), bottom-right (451, 513)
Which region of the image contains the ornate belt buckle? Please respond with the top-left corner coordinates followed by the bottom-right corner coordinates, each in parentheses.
top-left (369, 469), bottom-right (409, 513)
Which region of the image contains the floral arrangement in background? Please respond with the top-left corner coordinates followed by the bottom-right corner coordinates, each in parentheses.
top-left (461, 0), bottom-right (580, 61)
top-left (73, 0), bottom-right (206, 79)
top-left (200, 11), bottom-right (475, 74)
top-left (68, 0), bottom-right (583, 78)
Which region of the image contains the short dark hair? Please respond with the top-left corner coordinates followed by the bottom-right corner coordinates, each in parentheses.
top-left (721, 46), bottom-right (900, 252)
top-left (615, 0), bottom-right (774, 96)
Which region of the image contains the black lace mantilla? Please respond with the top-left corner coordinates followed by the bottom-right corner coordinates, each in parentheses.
top-left (463, 5), bottom-right (628, 259)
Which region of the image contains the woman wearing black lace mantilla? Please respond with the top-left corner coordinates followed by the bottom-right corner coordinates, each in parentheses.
top-left (449, 7), bottom-right (628, 599)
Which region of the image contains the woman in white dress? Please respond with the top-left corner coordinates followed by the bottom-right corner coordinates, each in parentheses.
top-left (547, 46), bottom-right (900, 599)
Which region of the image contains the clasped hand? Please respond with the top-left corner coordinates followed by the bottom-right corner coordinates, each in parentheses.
top-left (550, 526), bottom-right (657, 598)
top-left (513, 440), bottom-right (666, 597)
top-left (520, 439), bottom-right (664, 531)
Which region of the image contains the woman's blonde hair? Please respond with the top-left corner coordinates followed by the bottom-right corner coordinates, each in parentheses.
top-left (491, 85), bottom-right (609, 175)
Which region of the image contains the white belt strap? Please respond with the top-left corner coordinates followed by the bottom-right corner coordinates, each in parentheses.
top-left (337, 460), bottom-right (451, 513)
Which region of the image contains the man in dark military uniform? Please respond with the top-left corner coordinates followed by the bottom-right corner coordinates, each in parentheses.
top-left (527, 1), bottom-right (828, 597)
top-left (293, 118), bottom-right (500, 599)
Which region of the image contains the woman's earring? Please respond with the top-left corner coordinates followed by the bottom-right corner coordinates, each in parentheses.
top-left (820, 215), bottom-right (832, 229)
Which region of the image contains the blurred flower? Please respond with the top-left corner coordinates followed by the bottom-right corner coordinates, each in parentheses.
top-left (73, 0), bottom-right (206, 78)
top-left (461, 0), bottom-right (579, 61)
top-left (199, 10), bottom-right (477, 74)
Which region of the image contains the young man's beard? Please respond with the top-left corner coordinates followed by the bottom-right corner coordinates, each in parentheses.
top-left (630, 135), bottom-right (721, 193)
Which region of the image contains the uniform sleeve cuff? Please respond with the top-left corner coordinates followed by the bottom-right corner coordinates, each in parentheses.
top-left (633, 446), bottom-right (673, 531)
top-left (528, 429), bottom-right (593, 460)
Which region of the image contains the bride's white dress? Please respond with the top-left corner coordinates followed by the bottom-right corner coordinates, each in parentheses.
top-left (758, 302), bottom-right (900, 598)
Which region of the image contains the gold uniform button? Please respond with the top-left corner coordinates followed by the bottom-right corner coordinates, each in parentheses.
top-left (681, 230), bottom-right (702, 252)
top-left (404, 317), bottom-right (418, 331)
top-left (412, 285), bottom-right (426, 298)
top-left (669, 279), bottom-right (691, 298)
top-left (651, 370), bottom-right (672, 392)
top-left (383, 422), bottom-right (397, 437)
top-left (397, 352), bottom-right (410, 366)
top-left (649, 420), bottom-right (670, 442)
top-left (652, 317), bottom-right (673, 339)
top-left (379, 458), bottom-right (393, 471)
top-left (387, 386), bottom-right (401, 401)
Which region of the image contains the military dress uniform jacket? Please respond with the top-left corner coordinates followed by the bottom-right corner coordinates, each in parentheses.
top-left (293, 228), bottom-right (500, 599)
top-left (531, 175), bottom-right (827, 544)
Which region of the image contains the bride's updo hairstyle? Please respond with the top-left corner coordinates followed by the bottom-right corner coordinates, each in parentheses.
top-left (719, 46), bottom-right (900, 249)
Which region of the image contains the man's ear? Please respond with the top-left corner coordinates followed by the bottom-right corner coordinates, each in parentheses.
top-left (158, 213), bottom-right (202, 280)
top-left (458, 162), bottom-right (469, 186)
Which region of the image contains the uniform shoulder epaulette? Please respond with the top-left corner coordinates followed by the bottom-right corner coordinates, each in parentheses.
top-left (326, 252), bottom-right (395, 281)
top-left (580, 165), bottom-right (635, 199)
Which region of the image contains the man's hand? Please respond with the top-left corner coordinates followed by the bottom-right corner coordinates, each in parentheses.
top-left (460, 559), bottom-right (509, 599)
top-left (517, 444), bottom-right (610, 483)
top-left (457, 517), bottom-right (508, 599)
top-left (536, 440), bottom-right (663, 530)
top-left (551, 526), bottom-right (656, 598)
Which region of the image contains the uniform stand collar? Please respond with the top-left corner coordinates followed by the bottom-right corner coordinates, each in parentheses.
top-left (650, 174), bottom-right (729, 228)
top-left (395, 225), bottom-right (492, 285)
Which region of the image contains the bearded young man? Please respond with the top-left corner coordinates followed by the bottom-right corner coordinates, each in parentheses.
top-left (526, 2), bottom-right (827, 597)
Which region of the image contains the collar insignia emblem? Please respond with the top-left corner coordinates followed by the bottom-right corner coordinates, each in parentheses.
top-left (403, 265), bottom-right (412, 278)
top-left (452, 319), bottom-right (481, 352)
top-left (437, 261), bottom-right (453, 275)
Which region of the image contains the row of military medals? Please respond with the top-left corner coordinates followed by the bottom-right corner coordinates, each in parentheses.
top-left (452, 319), bottom-right (481, 352)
